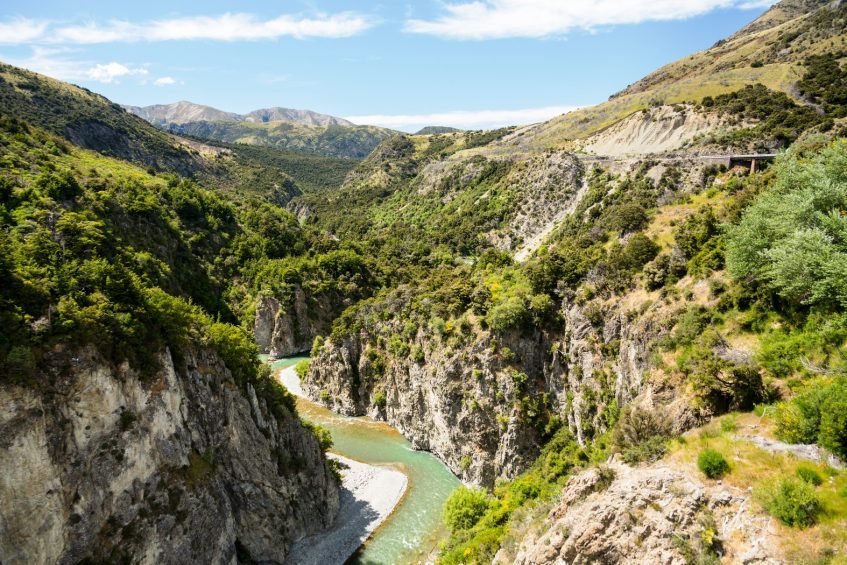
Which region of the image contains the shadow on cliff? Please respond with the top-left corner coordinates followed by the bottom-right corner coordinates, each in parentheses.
top-left (286, 484), bottom-right (382, 565)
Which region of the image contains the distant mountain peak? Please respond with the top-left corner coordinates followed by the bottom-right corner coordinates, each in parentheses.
top-left (124, 101), bottom-right (353, 128)
top-left (244, 107), bottom-right (353, 127)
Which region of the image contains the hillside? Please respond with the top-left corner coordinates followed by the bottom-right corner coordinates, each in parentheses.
top-left (0, 66), bottom-right (383, 563)
top-left (168, 120), bottom-right (396, 159)
top-left (285, 1), bottom-right (847, 562)
top-left (0, 63), bottom-right (361, 206)
top-left (0, 62), bottom-right (203, 175)
top-left (498, 0), bottom-right (846, 150)
top-left (127, 100), bottom-right (396, 159)
top-left (126, 100), bottom-right (354, 127)
top-left (2, 0), bottom-right (847, 563)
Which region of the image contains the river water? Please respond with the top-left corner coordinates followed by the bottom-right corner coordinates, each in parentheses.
top-left (267, 356), bottom-right (459, 564)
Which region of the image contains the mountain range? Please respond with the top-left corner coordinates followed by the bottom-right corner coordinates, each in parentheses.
top-left (125, 100), bottom-right (394, 159)
top-left (124, 100), bottom-right (355, 127)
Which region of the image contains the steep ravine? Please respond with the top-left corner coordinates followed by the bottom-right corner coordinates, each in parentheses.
top-left (303, 292), bottom-right (696, 488)
top-left (0, 345), bottom-right (339, 564)
top-left (254, 285), bottom-right (356, 359)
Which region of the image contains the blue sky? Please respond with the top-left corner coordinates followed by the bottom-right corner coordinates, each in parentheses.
top-left (0, 1), bottom-right (774, 131)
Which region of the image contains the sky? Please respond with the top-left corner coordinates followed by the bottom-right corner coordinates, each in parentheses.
top-left (0, 1), bottom-right (775, 132)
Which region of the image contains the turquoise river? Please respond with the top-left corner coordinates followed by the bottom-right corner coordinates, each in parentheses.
top-left (267, 356), bottom-right (460, 564)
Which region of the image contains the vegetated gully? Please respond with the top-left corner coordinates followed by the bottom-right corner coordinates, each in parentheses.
top-left (266, 355), bottom-right (460, 564)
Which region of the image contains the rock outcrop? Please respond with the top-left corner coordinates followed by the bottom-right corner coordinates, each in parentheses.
top-left (0, 345), bottom-right (339, 564)
top-left (254, 287), bottom-right (337, 359)
top-left (501, 462), bottom-right (780, 564)
top-left (303, 282), bottom-right (697, 487)
top-left (305, 323), bottom-right (552, 487)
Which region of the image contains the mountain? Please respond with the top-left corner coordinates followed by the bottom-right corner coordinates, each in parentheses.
top-left (126, 101), bottom-right (393, 159)
top-left (124, 100), bottom-right (241, 126)
top-left (416, 126), bottom-right (463, 134)
top-left (506, 0), bottom-right (844, 149)
top-left (3, 0), bottom-right (847, 563)
top-left (169, 120), bottom-right (395, 159)
top-left (244, 107), bottom-right (353, 126)
top-left (0, 63), bottom-right (204, 176)
top-left (0, 63), bottom-right (358, 205)
top-left (126, 100), bottom-right (353, 127)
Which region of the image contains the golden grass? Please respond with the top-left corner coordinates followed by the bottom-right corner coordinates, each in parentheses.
top-left (666, 413), bottom-right (847, 564)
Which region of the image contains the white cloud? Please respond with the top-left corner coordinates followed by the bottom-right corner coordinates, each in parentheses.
top-left (86, 62), bottom-right (147, 83)
top-left (48, 12), bottom-right (375, 44)
top-left (405, 0), bottom-right (776, 39)
top-left (154, 76), bottom-right (176, 86)
top-left (6, 47), bottom-right (148, 84)
top-left (0, 17), bottom-right (48, 44)
top-left (345, 105), bottom-right (580, 131)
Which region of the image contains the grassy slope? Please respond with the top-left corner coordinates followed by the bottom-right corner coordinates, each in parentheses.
top-left (0, 62), bottom-right (203, 175)
top-left (498, 0), bottom-right (847, 149)
top-left (666, 412), bottom-right (847, 563)
top-left (170, 119), bottom-right (397, 159)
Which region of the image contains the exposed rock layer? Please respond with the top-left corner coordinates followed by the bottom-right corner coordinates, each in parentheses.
top-left (0, 346), bottom-right (338, 564)
top-left (501, 462), bottom-right (780, 564)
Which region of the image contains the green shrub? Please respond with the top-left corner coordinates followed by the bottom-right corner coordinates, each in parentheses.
top-left (294, 359), bottom-right (311, 380)
top-left (459, 455), bottom-right (472, 471)
top-left (443, 487), bottom-right (490, 533)
top-left (697, 449), bottom-right (730, 479)
top-left (795, 466), bottom-right (823, 486)
top-left (487, 295), bottom-right (529, 332)
top-left (756, 478), bottom-right (821, 528)
top-left (612, 407), bottom-right (672, 464)
top-left (726, 142), bottom-right (847, 310)
top-left (818, 380), bottom-right (847, 459)
top-left (775, 378), bottom-right (847, 459)
top-left (373, 391), bottom-right (387, 409)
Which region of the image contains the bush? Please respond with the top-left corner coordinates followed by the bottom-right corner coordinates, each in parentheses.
top-left (294, 359), bottom-right (311, 379)
top-left (726, 143), bottom-right (847, 310)
top-left (775, 378), bottom-right (847, 459)
top-left (818, 380), bottom-right (847, 459)
top-left (756, 478), bottom-right (821, 528)
top-left (372, 391), bottom-right (387, 409)
top-left (604, 203), bottom-right (648, 233)
top-left (621, 233), bottom-right (660, 270)
top-left (612, 407), bottom-right (672, 464)
top-left (487, 295), bottom-right (529, 332)
top-left (443, 487), bottom-right (490, 533)
top-left (796, 466), bottom-right (823, 486)
top-left (697, 448), bottom-right (730, 479)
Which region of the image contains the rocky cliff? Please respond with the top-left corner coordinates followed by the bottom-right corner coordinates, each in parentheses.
top-left (499, 461), bottom-right (779, 564)
top-left (253, 287), bottom-right (341, 359)
top-left (0, 345), bottom-right (339, 564)
top-left (303, 279), bottom-right (706, 487)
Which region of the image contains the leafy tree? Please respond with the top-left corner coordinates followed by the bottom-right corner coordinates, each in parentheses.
top-left (726, 142), bottom-right (847, 309)
top-left (443, 487), bottom-right (490, 533)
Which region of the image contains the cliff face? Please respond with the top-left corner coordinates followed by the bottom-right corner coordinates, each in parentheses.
top-left (306, 325), bottom-right (552, 486)
top-left (0, 345), bottom-right (339, 565)
top-left (303, 287), bottom-right (698, 487)
top-left (253, 286), bottom-right (339, 359)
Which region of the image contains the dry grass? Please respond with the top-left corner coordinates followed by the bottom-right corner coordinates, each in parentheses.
top-left (665, 413), bottom-right (847, 564)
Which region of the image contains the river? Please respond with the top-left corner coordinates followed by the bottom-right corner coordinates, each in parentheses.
top-left (267, 356), bottom-right (460, 564)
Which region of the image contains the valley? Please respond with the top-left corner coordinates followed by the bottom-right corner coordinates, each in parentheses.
top-left (1, 0), bottom-right (847, 563)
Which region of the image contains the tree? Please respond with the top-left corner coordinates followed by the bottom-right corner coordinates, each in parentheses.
top-left (443, 487), bottom-right (489, 533)
top-left (726, 143), bottom-right (847, 309)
